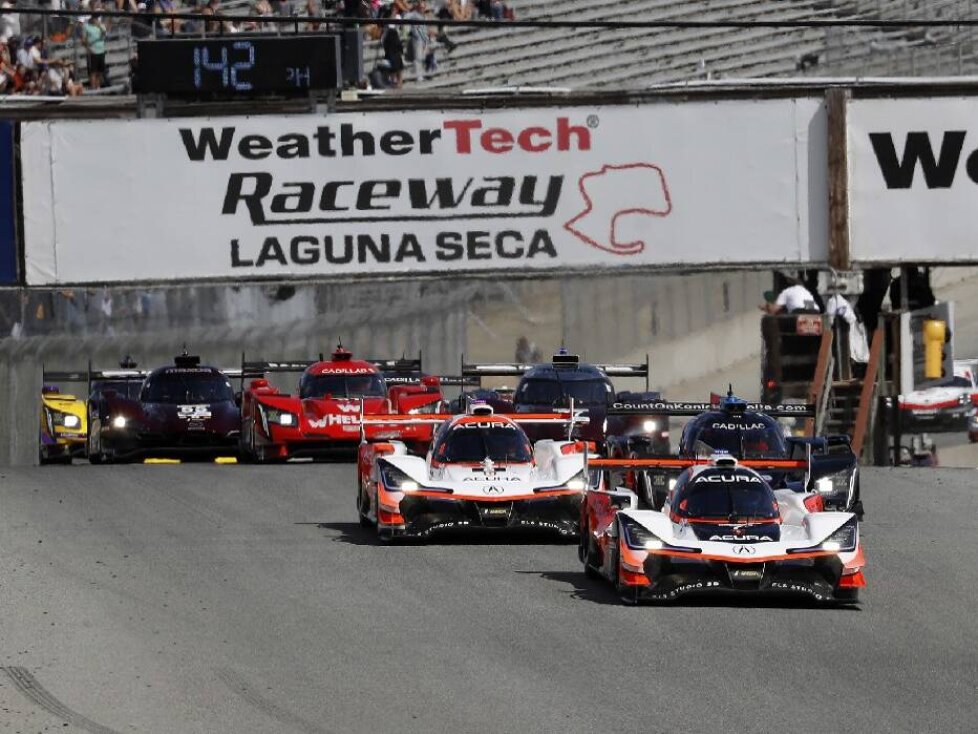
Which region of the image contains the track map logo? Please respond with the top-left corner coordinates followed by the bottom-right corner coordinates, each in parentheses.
top-left (564, 163), bottom-right (672, 255)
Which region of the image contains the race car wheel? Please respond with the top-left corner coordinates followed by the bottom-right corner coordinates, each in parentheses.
top-left (357, 487), bottom-right (375, 528)
top-left (834, 588), bottom-right (859, 604)
top-left (580, 520), bottom-right (601, 579)
top-left (613, 546), bottom-right (639, 606)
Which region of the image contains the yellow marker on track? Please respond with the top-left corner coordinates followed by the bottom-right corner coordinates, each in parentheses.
top-left (214, 457), bottom-right (238, 464)
top-left (143, 458), bottom-right (181, 464)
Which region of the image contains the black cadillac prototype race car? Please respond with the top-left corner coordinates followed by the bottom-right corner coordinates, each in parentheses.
top-left (87, 352), bottom-right (262, 463)
top-left (604, 391), bottom-right (861, 515)
top-left (458, 350), bottom-right (669, 452)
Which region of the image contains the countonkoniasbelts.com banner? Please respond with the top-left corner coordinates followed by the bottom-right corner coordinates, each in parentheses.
top-left (21, 101), bottom-right (828, 284)
top-left (848, 97), bottom-right (978, 265)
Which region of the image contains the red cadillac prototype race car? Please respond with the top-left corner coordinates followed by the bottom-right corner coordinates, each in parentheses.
top-left (239, 346), bottom-right (458, 462)
top-left (356, 402), bottom-right (594, 542)
top-left (581, 454), bottom-right (866, 605)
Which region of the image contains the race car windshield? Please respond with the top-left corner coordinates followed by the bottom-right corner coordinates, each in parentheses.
top-left (300, 373), bottom-right (386, 399)
top-left (517, 378), bottom-right (611, 407)
top-left (93, 380), bottom-right (141, 400)
top-left (677, 474), bottom-right (779, 520)
top-left (142, 374), bottom-right (234, 404)
top-left (436, 426), bottom-right (532, 463)
top-left (693, 425), bottom-right (786, 458)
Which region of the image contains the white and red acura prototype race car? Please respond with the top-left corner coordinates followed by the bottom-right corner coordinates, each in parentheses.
top-left (581, 454), bottom-right (866, 604)
top-left (356, 402), bottom-right (593, 542)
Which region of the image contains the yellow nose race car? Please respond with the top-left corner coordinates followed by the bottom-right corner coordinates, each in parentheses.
top-left (39, 385), bottom-right (88, 464)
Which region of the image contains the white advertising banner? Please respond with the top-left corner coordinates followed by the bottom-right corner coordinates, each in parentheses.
top-left (849, 97), bottom-right (978, 264)
top-left (22, 100), bottom-right (828, 284)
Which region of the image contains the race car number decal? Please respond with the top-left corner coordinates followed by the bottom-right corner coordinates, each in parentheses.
top-left (178, 404), bottom-right (212, 420)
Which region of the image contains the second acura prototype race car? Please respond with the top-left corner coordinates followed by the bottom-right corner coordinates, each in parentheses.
top-left (580, 454), bottom-right (866, 604)
top-left (355, 401), bottom-right (593, 542)
top-left (606, 391), bottom-right (861, 514)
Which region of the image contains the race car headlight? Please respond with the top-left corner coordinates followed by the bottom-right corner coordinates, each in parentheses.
top-left (822, 518), bottom-right (858, 553)
top-left (46, 409), bottom-right (82, 430)
top-left (814, 469), bottom-right (854, 501)
top-left (408, 402), bottom-right (441, 415)
top-left (112, 415), bottom-right (127, 429)
top-left (619, 516), bottom-right (663, 550)
top-left (379, 462), bottom-right (419, 492)
top-left (266, 408), bottom-right (297, 427)
top-left (565, 471), bottom-right (586, 491)
top-left (643, 419), bottom-right (658, 433)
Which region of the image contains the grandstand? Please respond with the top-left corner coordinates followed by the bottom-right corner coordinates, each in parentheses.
top-left (23, 0), bottom-right (978, 95)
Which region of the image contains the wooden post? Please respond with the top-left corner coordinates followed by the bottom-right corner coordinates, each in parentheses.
top-left (826, 88), bottom-right (851, 271)
top-left (851, 326), bottom-right (884, 458)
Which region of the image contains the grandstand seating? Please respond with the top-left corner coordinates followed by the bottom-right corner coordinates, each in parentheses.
top-left (39, 0), bottom-right (978, 94)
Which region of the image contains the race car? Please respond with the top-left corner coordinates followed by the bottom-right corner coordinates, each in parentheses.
top-left (580, 453), bottom-right (866, 604)
top-left (969, 412), bottom-right (978, 443)
top-left (39, 356), bottom-right (144, 464)
top-left (899, 358), bottom-right (978, 432)
top-left (240, 346), bottom-right (457, 462)
top-left (87, 352), bottom-right (260, 463)
top-left (605, 391), bottom-right (861, 515)
top-left (38, 383), bottom-right (87, 464)
top-left (460, 349), bottom-right (668, 451)
top-left (355, 401), bottom-right (593, 541)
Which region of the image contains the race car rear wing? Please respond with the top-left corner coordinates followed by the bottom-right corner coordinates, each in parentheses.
top-left (607, 400), bottom-right (817, 418)
top-left (461, 353), bottom-right (650, 387)
top-left (358, 404), bottom-right (590, 441)
top-left (241, 355), bottom-right (424, 374)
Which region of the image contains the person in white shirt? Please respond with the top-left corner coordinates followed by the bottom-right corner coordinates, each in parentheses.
top-left (0, 1), bottom-right (20, 43)
top-left (826, 292), bottom-right (869, 365)
top-left (761, 282), bottom-right (820, 314)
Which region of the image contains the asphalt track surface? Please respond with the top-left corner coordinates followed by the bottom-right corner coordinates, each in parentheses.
top-left (2, 464), bottom-right (977, 734)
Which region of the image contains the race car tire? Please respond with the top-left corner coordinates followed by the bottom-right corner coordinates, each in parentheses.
top-left (613, 545), bottom-right (639, 606)
top-left (39, 450), bottom-right (71, 466)
top-left (834, 588), bottom-right (859, 604)
top-left (356, 487), bottom-right (374, 528)
top-left (580, 521), bottom-right (601, 579)
top-left (87, 452), bottom-right (103, 465)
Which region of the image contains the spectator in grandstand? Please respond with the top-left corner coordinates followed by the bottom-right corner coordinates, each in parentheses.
top-left (434, 0), bottom-right (458, 53)
top-left (201, 0), bottom-right (233, 35)
top-left (0, 39), bottom-right (13, 92)
top-left (81, 11), bottom-right (107, 89)
top-left (153, 0), bottom-right (185, 34)
top-left (241, 0), bottom-right (275, 30)
top-left (380, 16), bottom-right (403, 88)
top-left (402, 0), bottom-right (429, 81)
top-left (34, 37), bottom-right (83, 95)
top-left (303, 0), bottom-right (321, 30)
top-left (0, 0), bottom-right (20, 43)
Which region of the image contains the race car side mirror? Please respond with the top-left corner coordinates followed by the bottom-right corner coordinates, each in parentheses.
top-left (421, 375), bottom-right (439, 390)
top-left (250, 378), bottom-right (269, 390)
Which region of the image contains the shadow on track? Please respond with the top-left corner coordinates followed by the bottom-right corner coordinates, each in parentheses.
top-left (522, 570), bottom-right (623, 606)
top-left (525, 570), bottom-right (862, 610)
top-left (313, 522), bottom-right (578, 547)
